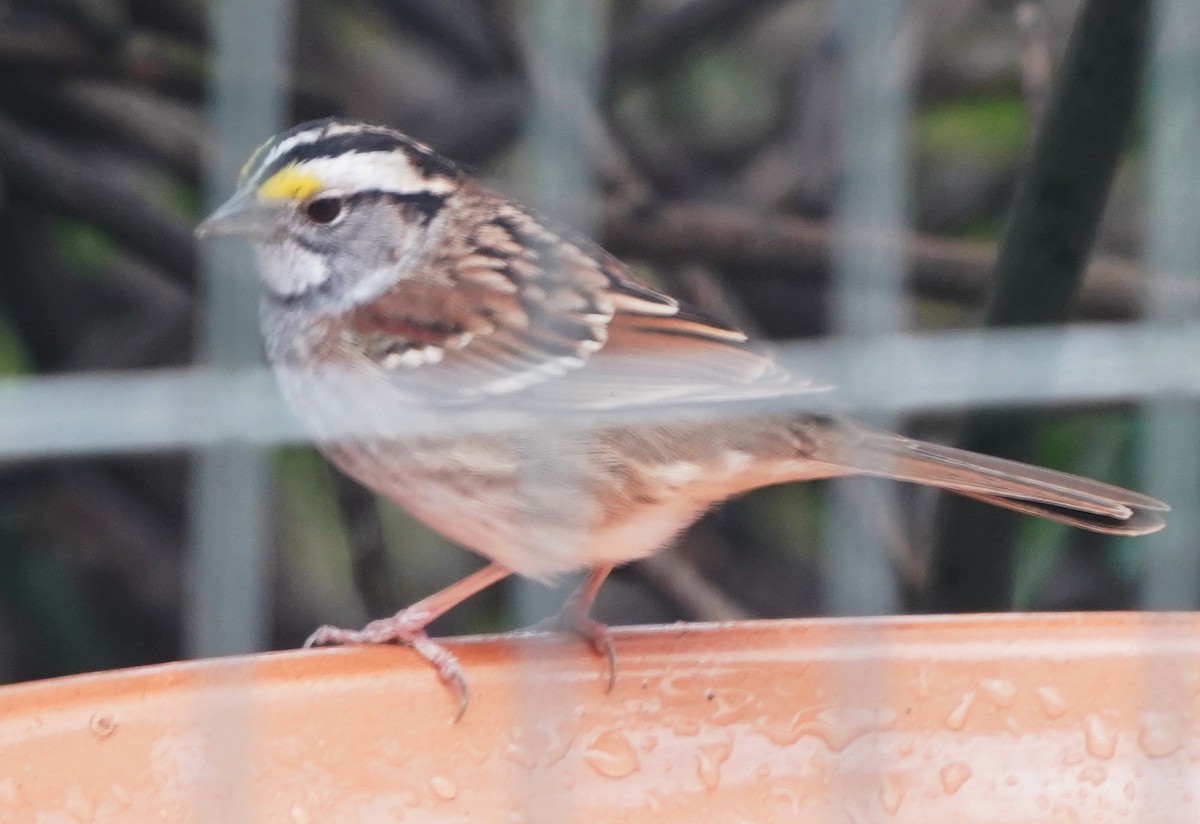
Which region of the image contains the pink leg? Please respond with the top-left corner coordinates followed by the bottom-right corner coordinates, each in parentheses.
top-left (546, 565), bottom-right (618, 690)
top-left (305, 562), bottom-right (512, 719)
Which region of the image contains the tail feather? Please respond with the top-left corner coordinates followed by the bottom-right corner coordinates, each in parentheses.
top-left (816, 427), bottom-right (1169, 536)
top-left (954, 491), bottom-right (1166, 537)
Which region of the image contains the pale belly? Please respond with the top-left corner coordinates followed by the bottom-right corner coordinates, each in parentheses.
top-left (267, 330), bottom-right (847, 578)
top-left (321, 434), bottom-right (706, 578)
top-left (319, 428), bottom-right (846, 580)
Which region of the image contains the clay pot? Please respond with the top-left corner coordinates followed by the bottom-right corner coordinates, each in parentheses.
top-left (0, 613), bottom-right (1196, 821)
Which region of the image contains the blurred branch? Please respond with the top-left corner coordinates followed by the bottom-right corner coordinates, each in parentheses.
top-left (0, 208), bottom-right (94, 370)
top-left (0, 205), bottom-right (191, 376)
top-left (514, 49), bottom-right (651, 209)
top-left (64, 281), bottom-right (192, 373)
top-left (746, 6), bottom-right (843, 213)
top-left (0, 21), bottom-right (101, 74)
top-left (1, 78), bottom-right (205, 183)
top-left (927, 0), bottom-right (1152, 612)
top-left (36, 0), bottom-right (127, 46)
top-left (0, 113), bottom-right (195, 278)
top-left (291, 4), bottom-right (525, 166)
top-left (367, 0), bottom-right (515, 77)
top-left (1016, 2), bottom-right (1053, 127)
top-left (0, 20), bottom-right (206, 100)
top-left (332, 473), bottom-right (398, 619)
top-left (603, 199), bottom-right (1180, 321)
top-left (57, 81), bottom-right (205, 182)
top-left (429, 79), bottom-right (528, 165)
top-left (32, 467), bottom-right (182, 618)
top-left (608, 0), bottom-right (794, 83)
top-left (635, 552), bottom-right (749, 621)
top-left (0, 463), bottom-right (177, 675)
top-left (126, 0), bottom-right (208, 45)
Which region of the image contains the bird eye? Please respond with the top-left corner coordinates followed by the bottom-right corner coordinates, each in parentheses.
top-left (304, 196), bottom-right (345, 225)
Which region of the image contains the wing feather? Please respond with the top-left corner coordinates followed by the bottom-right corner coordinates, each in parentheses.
top-left (342, 188), bottom-right (805, 407)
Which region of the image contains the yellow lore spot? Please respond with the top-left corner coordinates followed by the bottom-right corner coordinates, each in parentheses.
top-left (257, 165), bottom-right (323, 202)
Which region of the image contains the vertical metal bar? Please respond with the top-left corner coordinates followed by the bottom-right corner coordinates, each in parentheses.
top-left (822, 5), bottom-right (912, 818)
top-left (514, 4), bottom-right (608, 822)
top-left (824, 0), bottom-right (911, 616)
top-left (186, 3), bottom-right (292, 820)
top-left (187, 0), bottom-right (293, 657)
top-left (1140, 0), bottom-right (1200, 609)
top-left (1136, 3), bottom-right (1197, 814)
top-left (513, 0), bottom-right (608, 628)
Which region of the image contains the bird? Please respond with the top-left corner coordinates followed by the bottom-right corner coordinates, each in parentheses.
top-left (198, 118), bottom-right (1168, 713)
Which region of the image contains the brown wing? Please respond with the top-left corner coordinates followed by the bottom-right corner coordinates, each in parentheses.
top-left (560, 290), bottom-right (788, 408)
top-left (344, 193), bottom-right (793, 408)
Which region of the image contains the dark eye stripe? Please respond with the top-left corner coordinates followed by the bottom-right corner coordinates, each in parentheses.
top-left (282, 190), bottom-right (445, 235)
top-left (345, 190), bottom-right (448, 226)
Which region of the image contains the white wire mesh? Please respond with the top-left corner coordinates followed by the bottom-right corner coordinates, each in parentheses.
top-left (2, 322), bottom-right (1197, 458)
top-left (0, 1), bottom-right (1197, 820)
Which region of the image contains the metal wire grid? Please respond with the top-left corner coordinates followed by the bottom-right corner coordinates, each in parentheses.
top-left (0, 0), bottom-right (1195, 658)
top-left (0, 0), bottom-right (1198, 819)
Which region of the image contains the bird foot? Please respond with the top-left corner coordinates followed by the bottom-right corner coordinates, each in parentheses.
top-left (305, 610), bottom-right (468, 720)
top-left (531, 610), bottom-right (618, 692)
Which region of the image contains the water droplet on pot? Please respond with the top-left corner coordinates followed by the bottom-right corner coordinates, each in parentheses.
top-left (584, 730), bottom-right (639, 779)
top-left (1084, 714), bottom-right (1118, 760)
top-left (939, 762), bottom-right (972, 795)
top-left (945, 692), bottom-right (975, 731)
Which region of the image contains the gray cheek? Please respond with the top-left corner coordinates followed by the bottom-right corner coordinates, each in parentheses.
top-left (327, 213), bottom-right (426, 301)
top-left (340, 210), bottom-right (416, 271)
top-left (252, 206), bottom-right (429, 310)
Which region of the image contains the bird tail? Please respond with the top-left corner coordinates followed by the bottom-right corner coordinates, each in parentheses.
top-left (812, 425), bottom-right (1169, 536)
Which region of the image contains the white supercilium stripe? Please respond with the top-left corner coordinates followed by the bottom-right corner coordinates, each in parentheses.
top-left (290, 153), bottom-right (457, 196)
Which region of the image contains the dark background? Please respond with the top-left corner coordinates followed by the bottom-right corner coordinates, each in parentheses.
top-left (0, 0), bottom-right (1188, 684)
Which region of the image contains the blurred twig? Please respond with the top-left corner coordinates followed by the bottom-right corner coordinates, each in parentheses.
top-left (0, 20), bottom-right (206, 100)
top-left (0, 208), bottom-right (96, 370)
top-left (332, 473), bottom-right (397, 619)
top-left (747, 5), bottom-right (843, 213)
top-left (36, 0), bottom-right (127, 46)
top-left (635, 552), bottom-right (749, 621)
top-left (367, 0), bottom-right (515, 77)
top-left (0, 20), bottom-right (102, 74)
top-left (1016, 2), bottom-right (1053, 127)
top-left (608, 0), bottom-right (793, 84)
top-left (0, 78), bottom-right (205, 183)
top-left (31, 467), bottom-right (182, 618)
top-left (63, 270), bottom-right (192, 373)
top-left (0, 112), bottom-right (195, 278)
top-left (126, 0), bottom-right (208, 45)
top-left (57, 81), bottom-right (205, 182)
top-left (603, 199), bottom-right (1181, 322)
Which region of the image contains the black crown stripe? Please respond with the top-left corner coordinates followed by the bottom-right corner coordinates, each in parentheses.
top-left (258, 129), bottom-right (461, 185)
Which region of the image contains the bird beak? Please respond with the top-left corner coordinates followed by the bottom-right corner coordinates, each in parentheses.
top-left (195, 189), bottom-right (281, 240)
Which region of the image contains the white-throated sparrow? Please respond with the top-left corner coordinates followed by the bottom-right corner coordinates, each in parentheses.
top-left (198, 119), bottom-right (1167, 711)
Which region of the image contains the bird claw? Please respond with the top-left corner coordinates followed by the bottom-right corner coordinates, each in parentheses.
top-left (408, 632), bottom-right (470, 721)
top-left (304, 611), bottom-right (469, 721)
top-left (533, 611), bottom-right (618, 692)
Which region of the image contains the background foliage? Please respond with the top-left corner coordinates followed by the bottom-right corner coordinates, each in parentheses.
top-left (0, 0), bottom-right (1172, 683)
